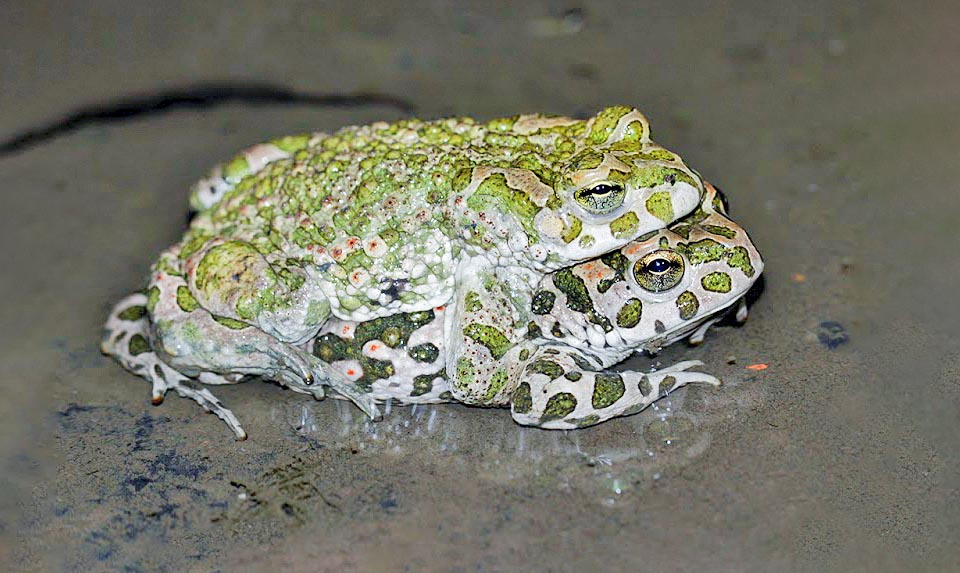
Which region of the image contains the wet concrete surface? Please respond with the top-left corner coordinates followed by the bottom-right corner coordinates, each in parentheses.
top-left (2, 1), bottom-right (958, 571)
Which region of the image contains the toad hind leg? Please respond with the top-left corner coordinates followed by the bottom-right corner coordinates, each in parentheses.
top-left (104, 270), bottom-right (379, 437)
top-left (147, 269), bottom-right (381, 421)
top-left (102, 292), bottom-right (248, 439)
top-left (154, 272), bottom-right (380, 419)
top-left (509, 347), bottom-right (720, 429)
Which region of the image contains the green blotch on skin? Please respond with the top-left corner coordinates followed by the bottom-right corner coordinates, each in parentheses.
top-left (466, 173), bottom-right (541, 241)
top-left (701, 272), bottom-right (732, 293)
top-left (609, 211), bottom-right (639, 238)
top-left (153, 255), bottom-right (183, 278)
top-left (194, 241), bottom-right (280, 321)
top-left (338, 295), bottom-right (362, 312)
top-left (128, 334), bottom-right (150, 356)
top-left (426, 186), bottom-right (449, 205)
top-left (484, 369), bottom-right (509, 401)
top-left (340, 250), bottom-right (373, 272)
top-left (713, 196), bottom-right (728, 216)
top-left (608, 140), bottom-right (643, 153)
top-left (704, 224), bottom-right (737, 239)
top-left (456, 358), bottom-right (476, 386)
top-left (176, 286), bottom-right (200, 313)
top-left (552, 269), bottom-right (590, 312)
top-left (530, 290), bottom-right (556, 315)
top-left (213, 315), bottom-right (249, 330)
top-left (464, 291), bottom-right (483, 313)
top-left (572, 414), bottom-right (601, 428)
top-left (550, 322), bottom-right (566, 338)
top-left (519, 348), bottom-right (531, 361)
top-left (378, 228), bottom-right (401, 246)
top-left (588, 105), bottom-right (632, 144)
top-left (276, 266), bottom-right (305, 291)
top-left (632, 165), bottom-right (698, 190)
top-left (578, 234), bottom-right (595, 249)
top-left (680, 205), bottom-right (713, 227)
top-left (677, 291), bottom-right (700, 320)
top-left (314, 333), bottom-right (352, 362)
top-left (592, 373), bottom-right (625, 409)
top-left (600, 251), bottom-right (628, 275)
top-left (526, 359), bottom-right (564, 379)
top-left (564, 370), bottom-right (583, 382)
top-left (639, 375), bottom-right (653, 397)
top-left (635, 230), bottom-right (659, 243)
top-left (680, 238), bottom-right (726, 264)
top-left (118, 305), bottom-right (147, 321)
top-left (512, 382), bottom-right (533, 414)
top-left (616, 298), bottom-right (643, 328)
top-left (645, 191), bottom-right (674, 223)
top-left (463, 324), bottom-right (512, 360)
top-left (597, 251), bottom-right (628, 293)
top-left (313, 318), bottom-right (418, 392)
top-left (451, 168), bottom-right (473, 193)
top-left (596, 278), bottom-right (618, 294)
top-left (408, 343), bottom-right (440, 363)
top-left (146, 286), bottom-right (161, 314)
top-left (357, 358), bottom-right (395, 391)
top-left (568, 150), bottom-right (604, 171)
top-left (571, 354), bottom-right (596, 371)
top-left (380, 327), bottom-right (402, 347)
top-left (222, 154), bottom-right (251, 181)
top-left (525, 321), bottom-right (543, 339)
top-left (486, 115), bottom-right (517, 132)
top-left (727, 246), bottom-right (756, 277)
top-left (270, 134), bottom-right (311, 153)
top-left (644, 148), bottom-right (675, 161)
top-left (412, 372), bottom-right (442, 396)
top-left (671, 224), bottom-right (692, 239)
top-left (552, 269), bottom-right (612, 332)
top-left (561, 216), bottom-right (582, 243)
top-left (659, 375), bottom-right (678, 394)
top-left (541, 392), bottom-right (578, 422)
top-left (620, 119), bottom-right (646, 142)
top-left (353, 311), bottom-right (436, 350)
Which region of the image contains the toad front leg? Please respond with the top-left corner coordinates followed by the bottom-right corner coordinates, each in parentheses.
top-left (102, 291), bottom-right (249, 439)
top-left (445, 269), bottom-right (535, 405)
top-left (509, 347), bottom-right (720, 429)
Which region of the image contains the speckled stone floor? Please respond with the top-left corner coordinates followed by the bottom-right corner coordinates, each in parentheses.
top-left (2, 2), bottom-right (958, 571)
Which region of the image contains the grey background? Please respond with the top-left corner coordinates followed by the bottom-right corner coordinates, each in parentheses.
top-left (2, 1), bottom-right (958, 571)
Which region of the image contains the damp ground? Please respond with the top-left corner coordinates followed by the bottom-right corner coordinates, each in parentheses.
top-left (2, 2), bottom-right (958, 571)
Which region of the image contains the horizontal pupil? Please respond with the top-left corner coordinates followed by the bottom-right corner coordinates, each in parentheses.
top-left (648, 259), bottom-right (671, 272)
top-left (588, 184), bottom-right (619, 195)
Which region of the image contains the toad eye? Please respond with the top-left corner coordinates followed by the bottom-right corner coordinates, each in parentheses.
top-left (574, 182), bottom-right (625, 215)
top-left (633, 250), bottom-right (684, 292)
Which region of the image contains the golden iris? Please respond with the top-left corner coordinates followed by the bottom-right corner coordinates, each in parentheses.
top-left (633, 249), bottom-right (684, 292)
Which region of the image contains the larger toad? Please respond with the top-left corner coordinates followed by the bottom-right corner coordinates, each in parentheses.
top-left (102, 107), bottom-right (709, 436)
